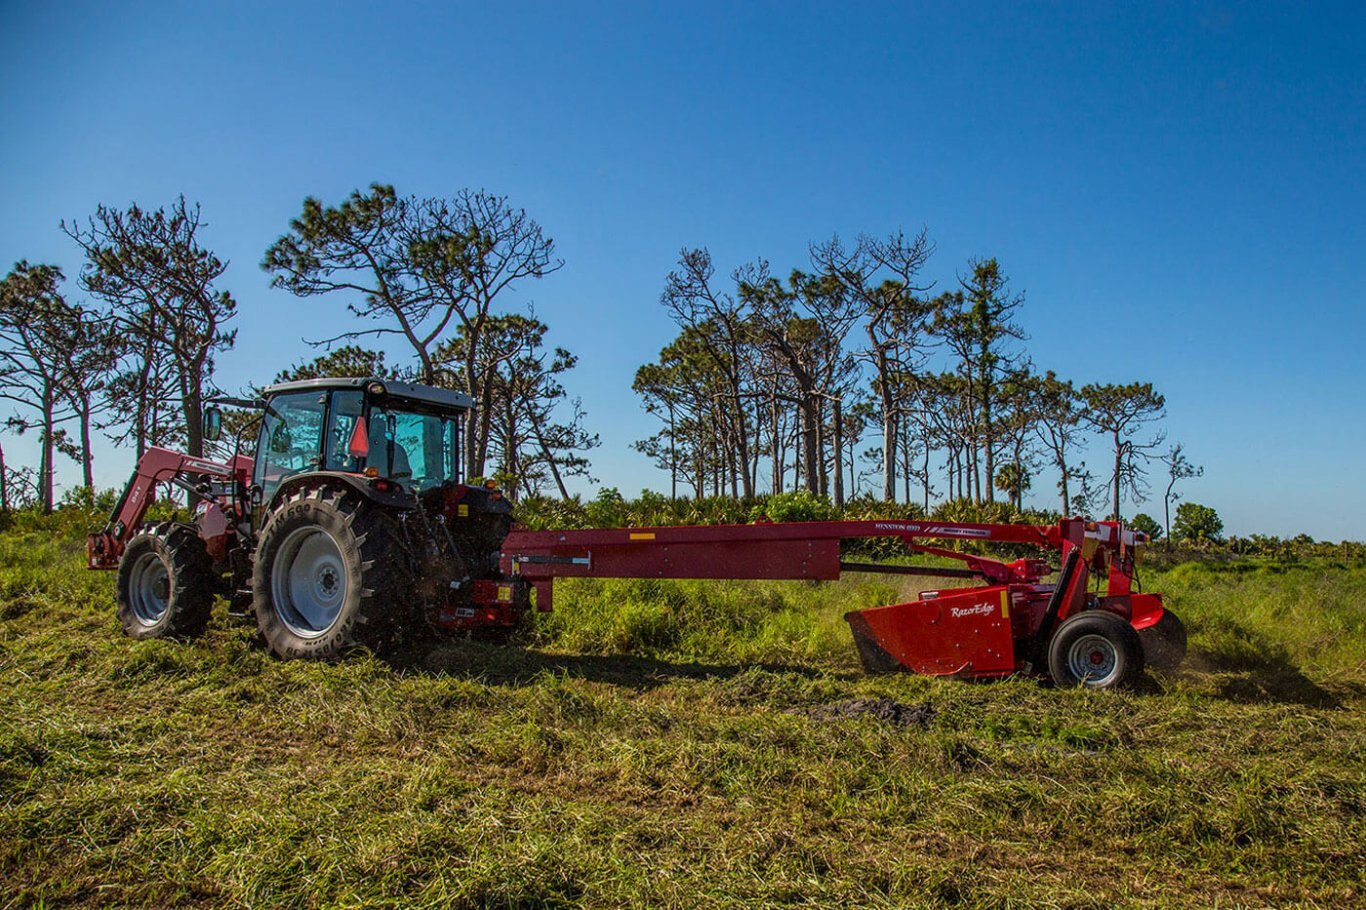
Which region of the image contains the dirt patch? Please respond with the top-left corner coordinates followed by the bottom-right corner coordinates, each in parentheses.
top-left (794, 696), bottom-right (935, 729)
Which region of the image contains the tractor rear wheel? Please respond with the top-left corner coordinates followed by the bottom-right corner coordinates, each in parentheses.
top-left (116, 525), bottom-right (214, 640)
top-left (251, 487), bottom-right (405, 660)
top-left (1047, 610), bottom-right (1145, 689)
top-left (1138, 608), bottom-right (1188, 672)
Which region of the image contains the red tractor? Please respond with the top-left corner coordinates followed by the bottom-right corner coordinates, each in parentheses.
top-left (89, 377), bottom-right (533, 659)
top-left (90, 375), bottom-right (1186, 688)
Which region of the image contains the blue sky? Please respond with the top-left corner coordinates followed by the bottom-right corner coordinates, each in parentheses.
top-left (2, 1), bottom-right (1363, 539)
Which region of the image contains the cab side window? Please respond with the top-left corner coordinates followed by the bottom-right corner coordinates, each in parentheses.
top-left (324, 391), bottom-right (366, 471)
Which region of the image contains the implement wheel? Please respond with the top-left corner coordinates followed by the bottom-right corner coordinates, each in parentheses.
top-left (115, 525), bottom-right (213, 640)
top-left (252, 487), bottom-right (405, 660)
top-left (1138, 608), bottom-right (1188, 673)
top-left (1048, 610), bottom-right (1145, 689)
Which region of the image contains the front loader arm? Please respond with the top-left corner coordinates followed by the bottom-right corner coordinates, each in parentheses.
top-left (87, 447), bottom-right (251, 569)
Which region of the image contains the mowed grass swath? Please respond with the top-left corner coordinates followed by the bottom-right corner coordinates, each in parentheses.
top-left (2, 514), bottom-right (1363, 908)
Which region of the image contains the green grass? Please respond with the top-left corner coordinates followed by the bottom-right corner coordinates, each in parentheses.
top-left (1, 530), bottom-right (1363, 908)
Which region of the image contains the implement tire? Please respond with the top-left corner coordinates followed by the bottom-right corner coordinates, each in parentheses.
top-left (1048, 610), bottom-right (1145, 690)
top-left (116, 525), bottom-right (213, 640)
top-left (252, 487), bottom-right (405, 660)
top-left (1138, 608), bottom-right (1188, 673)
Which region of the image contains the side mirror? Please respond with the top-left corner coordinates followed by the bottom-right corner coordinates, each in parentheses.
top-left (203, 406), bottom-right (223, 443)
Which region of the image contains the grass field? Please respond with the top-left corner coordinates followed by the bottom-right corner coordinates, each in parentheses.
top-left (2, 525), bottom-right (1363, 908)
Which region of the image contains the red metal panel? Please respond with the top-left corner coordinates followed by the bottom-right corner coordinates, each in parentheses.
top-left (503, 518), bottom-right (1055, 552)
top-left (509, 539), bottom-right (842, 581)
top-left (1122, 593), bottom-right (1167, 631)
top-left (847, 585), bottom-right (1019, 677)
top-left (500, 519), bottom-right (1057, 584)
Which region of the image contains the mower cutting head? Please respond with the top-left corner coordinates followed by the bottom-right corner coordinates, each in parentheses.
top-left (843, 519), bottom-right (1182, 688)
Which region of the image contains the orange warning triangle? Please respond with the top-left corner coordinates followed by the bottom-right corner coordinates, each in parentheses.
top-left (347, 418), bottom-right (370, 458)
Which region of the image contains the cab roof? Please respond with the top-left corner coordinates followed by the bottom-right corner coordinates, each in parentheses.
top-left (262, 376), bottom-right (475, 412)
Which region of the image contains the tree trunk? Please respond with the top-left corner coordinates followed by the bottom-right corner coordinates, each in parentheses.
top-left (530, 412), bottom-right (570, 499)
top-left (814, 398), bottom-right (826, 497)
top-left (732, 417), bottom-right (744, 499)
top-left (751, 401), bottom-right (762, 500)
top-left (1059, 445), bottom-right (1070, 515)
top-left (731, 389), bottom-right (753, 499)
top-left (801, 395), bottom-right (819, 494)
top-left (1112, 431), bottom-right (1122, 520)
top-left (39, 392), bottom-right (54, 513)
top-left (668, 405), bottom-right (677, 501)
top-left (832, 398), bottom-right (844, 510)
top-left (79, 398), bottom-right (94, 489)
top-left (849, 423), bottom-right (858, 500)
top-left (1164, 488), bottom-right (1173, 551)
top-left (970, 444), bottom-right (980, 503)
top-left (983, 385), bottom-right (995, 503)
top-left (770, 394), bottom-right (781, 495)
top-left (472, 379), bottom-right (495, 479)
top-left (877, 355), bottom-right (897, 501)
top-left (902, 440), bottom-right (910, 503)
top-left (922, 442), bottom-right (931, 511)
top-left (183, 382), bottom-right (204, 458)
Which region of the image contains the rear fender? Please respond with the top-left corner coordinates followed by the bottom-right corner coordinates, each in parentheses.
top-left (267, 472), bottom-right (416, 514)
top-left (1127, 593), bottom-right (1167, 631)
top-left (1096, 592), bottom-right (1167, 631)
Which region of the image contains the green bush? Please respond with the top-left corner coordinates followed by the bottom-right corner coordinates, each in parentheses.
top-left (1130, 512), bottom-right (1163, 540)
top-left (747, 490), bottom-right (837, 523)
top-left (585, 487), bottom-right (629, 528)
top-left (1174, 502), bottom-right (1224, 543)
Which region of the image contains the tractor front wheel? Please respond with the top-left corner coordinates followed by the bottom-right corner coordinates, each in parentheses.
top-left (252, 487), bottom-right (405, 660)
top-left (1047, 610), bottom-right (1145, 689)
top-left (115, 525), bottom-right (213, 640)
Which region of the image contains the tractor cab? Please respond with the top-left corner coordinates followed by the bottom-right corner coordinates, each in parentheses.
top-left (205, 377), bottom-right (476, 524)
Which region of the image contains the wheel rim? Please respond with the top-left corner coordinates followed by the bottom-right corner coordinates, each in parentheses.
top-left (1066, 633), bottom-right (1120, 685)
top-left (271, 526), bottom-right (348, 638)
top-left (127, 550), bottom-right (171, 626)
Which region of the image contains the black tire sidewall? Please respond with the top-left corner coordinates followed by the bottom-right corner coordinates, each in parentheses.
top-left (115, 527), bottom-right (212, 640)
top-left (252, 490), bottom-right (383, 660)
top-left (1047, 610), bottom-right (1145, 689)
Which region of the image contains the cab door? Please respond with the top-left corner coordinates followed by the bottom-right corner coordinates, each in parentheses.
top-left (252, 391), bottom-right (327, 517)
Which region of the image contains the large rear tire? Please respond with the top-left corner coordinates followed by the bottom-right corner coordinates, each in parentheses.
top-left (1138, 608), bottom-right (1188, 672)
top-left (251, 487), bottom-right (405, 660)
top-left (1047, 610), bottom-right (1145, 689)
top-left (115, 525), bottom-right (213, 640)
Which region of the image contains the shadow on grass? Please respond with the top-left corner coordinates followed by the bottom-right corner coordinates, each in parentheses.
top-left (383, 638), bottom-right (830, 692)
top-left (1207, 666), bottom-right (1342, 708)
top-left (1184, 619), bottom-right (1341, 708)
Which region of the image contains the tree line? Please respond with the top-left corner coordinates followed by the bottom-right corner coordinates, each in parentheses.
top-left (0, 185), bottom-right (595, 510)
top-left (2, 189), bottom-right (1205, 533)
top-left (632, 231), bottom-right (1199, 531)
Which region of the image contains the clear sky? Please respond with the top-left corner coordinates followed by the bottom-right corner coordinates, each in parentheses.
top-left (2, 1), bottom-right (1363, 539)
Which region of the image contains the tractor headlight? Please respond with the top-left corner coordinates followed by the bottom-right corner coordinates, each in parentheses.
top-left (366, 381), bottom-right (386, 397)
